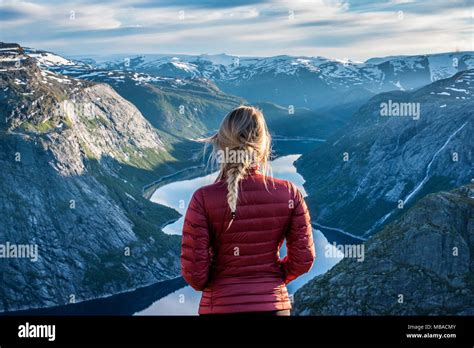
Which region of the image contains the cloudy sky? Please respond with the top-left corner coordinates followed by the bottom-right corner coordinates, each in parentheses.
top-left (0, 0), bottom-right (472, 60)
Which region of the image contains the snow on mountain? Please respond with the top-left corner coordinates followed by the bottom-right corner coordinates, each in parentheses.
top-left (366, 52), bottom-right (474, 83)
top-left (91, 51), bottom-right (473, 95)
top-left (37, 49), bottom-right (474, 88)
top-left (224, 55), bottom-right (330, 80)
top-left (427, 53), bottom-right (474, 82)
top-left (427, 69), bottom-right (474, 101)
top-left (24, 47), bottom-right (474, 111)
top-left (196, 53), bottom-right (237, 66)
top-left (23, 48), bottom-right (196, 91)
top-left (26, 49), bottom-right (76, 67)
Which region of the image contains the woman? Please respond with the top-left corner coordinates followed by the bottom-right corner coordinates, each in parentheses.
top-left (181, 106), bottom-right (315, 316)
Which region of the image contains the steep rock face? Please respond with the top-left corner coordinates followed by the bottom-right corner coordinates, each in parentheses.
top-left (293, 184), bottom-right (474, 315)
top-left (297, 70), bottom-right (474, 236)
top-left (108, 76), bottom-right (243, 140)
top-left (0, 43), bottom-right (181, 312)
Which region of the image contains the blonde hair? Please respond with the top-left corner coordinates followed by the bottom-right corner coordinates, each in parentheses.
top-left (201, 106), bottom-right (272, 222)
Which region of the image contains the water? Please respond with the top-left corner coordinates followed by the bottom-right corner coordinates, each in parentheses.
top-left (4, 278), bottom-right (187, 316)
top-left (139, 154), bottom-right (344, 315)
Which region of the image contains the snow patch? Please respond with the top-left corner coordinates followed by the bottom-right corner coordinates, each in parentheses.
top-left (30, 52), bottom-right (75, 67)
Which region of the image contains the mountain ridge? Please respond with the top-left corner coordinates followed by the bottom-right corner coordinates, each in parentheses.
top-left (28, 47), bottom-right (474, 113)
top-left (296, 69), bottom-right (473, 237)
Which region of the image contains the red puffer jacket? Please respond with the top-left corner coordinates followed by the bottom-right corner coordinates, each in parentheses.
top-left (181, 168), bottom-right (315, 314)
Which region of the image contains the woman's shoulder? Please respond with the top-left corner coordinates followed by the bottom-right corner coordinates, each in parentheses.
top-left (192, 175), bottom-right (300, 198)
top-left (262, 175), bottom-right (301, 196)
top-left (192, 180), bottom-right (227, 198)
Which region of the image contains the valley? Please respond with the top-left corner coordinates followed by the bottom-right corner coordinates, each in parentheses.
top-left (297, 69), bottom-right (473, 237)
top-left (1, 41), bottom-right (473, 314)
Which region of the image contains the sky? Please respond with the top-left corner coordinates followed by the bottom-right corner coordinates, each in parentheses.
top-left (0, 0), bottom-right (472, 61)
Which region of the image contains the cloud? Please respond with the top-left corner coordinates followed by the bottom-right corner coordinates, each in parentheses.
top-left (0, 8), bottom-right (25, 20)
top-left (0, 1), bottom-right (49, 22)
top-left (132, 0), bottom-right (270, 9)
top-left (0, 0), bottom-right (471, 60)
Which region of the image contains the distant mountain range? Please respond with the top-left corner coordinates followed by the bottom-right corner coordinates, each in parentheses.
top-left (69, 51), bottom-right (474, 112)
top-left (26, 47), bottom-right (474, 141)
top-left (26, 48), bottom-right (349, 142)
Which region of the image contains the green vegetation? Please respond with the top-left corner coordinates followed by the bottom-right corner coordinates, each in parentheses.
top-left (114, 146), bottom-right (176, 172)
top-left (255, 101), bottom-right (344, 139)
top-left (78, 140), bottom-right (96, 160)
top-left (21, 119), bottom-right (55, 132)
top-left (113, 79), bottom-right (243, 141)
top-left (87, 157), bottom-right (181, 240)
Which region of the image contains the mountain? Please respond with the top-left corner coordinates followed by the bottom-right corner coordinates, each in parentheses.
top-left (0, 43), bottom-right (183, 312)
top-left (26, 48), bottom-right (342, 143)
top-left (33, 49), bottom-right (474, 149)
top-left (75, 51), bottom-right (474, 113)
top-left (296, 69), bottom-right (474, 237)
top-left (293, 183), bottom-right (474, 315)
top-left (26, 48), bottom-right (244, 141)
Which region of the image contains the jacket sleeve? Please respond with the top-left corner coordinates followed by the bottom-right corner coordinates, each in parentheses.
top-left (181, 188), bottom-right (211, 291)
top-left (280, 184), bottom-right (316, 284)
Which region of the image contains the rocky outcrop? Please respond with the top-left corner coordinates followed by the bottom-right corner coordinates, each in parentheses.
top-left (293, 184), bottom-right (474, 315)
top-left (0, 43), bottom-right (181, 312)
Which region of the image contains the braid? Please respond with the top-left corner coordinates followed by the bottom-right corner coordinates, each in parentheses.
top-left (225, 162), bottom-right (247, 216)
top-left (200, 105), bottom-right (272, 230)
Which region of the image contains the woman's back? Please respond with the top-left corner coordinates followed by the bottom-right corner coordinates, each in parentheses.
top-left (180, 105), bottom-right (315, 315)
top-left (181, 168), bottom-right (315, 314)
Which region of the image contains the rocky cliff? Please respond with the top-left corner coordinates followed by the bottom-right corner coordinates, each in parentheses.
top-left (297, 69), bottom-right (473, 236)
top-left (0, 43), bottom-right (182, 312)
top-left (293, 184), bottom-right (474, 315)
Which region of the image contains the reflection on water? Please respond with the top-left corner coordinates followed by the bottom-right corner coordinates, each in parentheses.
top-left (139, 155), bottom-right (343, 316)
top-left (3, 277), bottom-right (187, 316)
top-left (138, 283), bottom-right (202, 316)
